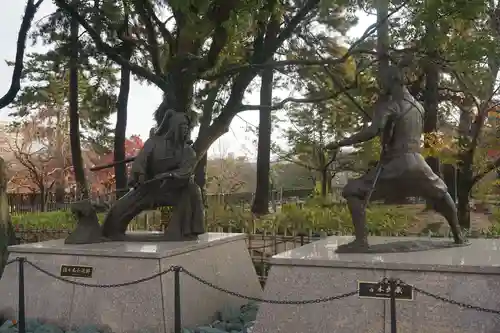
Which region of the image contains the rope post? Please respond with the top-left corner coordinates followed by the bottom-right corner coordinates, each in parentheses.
top-left (173, 266), bottom-right (182, 333)
top-left (18, 257), bottom-right (26, 333)
top-left (389, 278), bottom-right (397, 333)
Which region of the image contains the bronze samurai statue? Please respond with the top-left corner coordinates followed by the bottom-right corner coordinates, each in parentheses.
top-left (327, 66), bottom-right (465, 253)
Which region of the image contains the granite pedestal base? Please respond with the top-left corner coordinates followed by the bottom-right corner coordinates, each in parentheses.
top-left (252, 236), bottom-right (500, 333)
top-left (0, 232), bottom-right (262, 333)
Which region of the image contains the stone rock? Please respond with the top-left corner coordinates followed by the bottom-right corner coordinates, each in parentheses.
top-left (217, 305), bottom-right (241, 323)
top-left (242, 321), bottom-right (255, 333)
top-left (242, 326), bottom-right (253, 333)
top-left (96, 324), bottom-right (112, 333)
top-left (240, 311), bottom-right (257, 324)
top-left (33, 324), bottom-right (64, 333)
top-left (225, 322), bottom-right (243, 331)
top-left (239, 308), bottom-right (257, 324)
top-left (240, 302), bottom-right (258, 313)
top-left (0, 320), bottom-right (18, 333)
top-left (76, 325), bottom-right (101, 333)
top-left (210, 320), bottom-right (227, 331)
top-left (185, 302), bottom-right (258, 333)
top-left (194, 327), bottom-right (227, 333)
top-left (25, 319), bottom-right (41, 333)
top-left (0, 310), bottom-right (15, 325)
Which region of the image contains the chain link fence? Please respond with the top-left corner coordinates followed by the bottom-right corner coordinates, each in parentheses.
top-left (3, 257), bottom-right (500, 333)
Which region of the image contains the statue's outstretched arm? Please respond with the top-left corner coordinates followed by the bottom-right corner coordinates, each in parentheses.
top-left (331, 101), bottom-right (396, 148)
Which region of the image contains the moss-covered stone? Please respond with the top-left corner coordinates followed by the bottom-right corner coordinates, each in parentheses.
top-left (186, 302), bottom-right (257, 333)
top-left (0, 302), bottom-right (258, 333)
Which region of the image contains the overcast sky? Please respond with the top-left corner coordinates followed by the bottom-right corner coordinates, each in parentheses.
top-left (0, 2), bottom-right (375, 158)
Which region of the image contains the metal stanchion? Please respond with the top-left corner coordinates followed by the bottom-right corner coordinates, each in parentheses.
top-left (173, 266), bottom-right (181, 333)
top-left (389, 278), bottom-right (397, 333)
top-left (18, 257), bottom-right (26, 333)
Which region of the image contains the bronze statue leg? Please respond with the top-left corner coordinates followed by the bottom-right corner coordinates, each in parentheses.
top-left (188, 182), bottom-right (205, 235)
top-left (412, 157), bottom-right (465, 243)
top-left (101, 186), bottom-right (154, 239)
top-left (428, 193), bottom-right (464, 243)
top-left (338, 171), bottom-right (378, 252)
top-left (163, 182), bottom-right (205, 241)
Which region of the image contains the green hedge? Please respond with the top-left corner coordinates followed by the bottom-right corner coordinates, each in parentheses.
top-left (10, 199), bottom-right (417, 236)
top-left (270, 198), bottom-right (415, 236)
top-left (12, 211), bottom-right (153, 230)
top-left (12, 211), bottom-right (76, 229)
top-left (10, 199), bottom-right (500, 237)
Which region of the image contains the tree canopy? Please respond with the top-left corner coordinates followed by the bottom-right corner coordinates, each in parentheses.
top-left (1, 0), bottom-right (500, 227)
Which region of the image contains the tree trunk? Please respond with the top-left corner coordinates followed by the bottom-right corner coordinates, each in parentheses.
top-left (54, 108), bottom-right (66, 204)
top-left (55, 182), bottom-right (65, 204)
top-left (154, 58), bottom-right (195, 124)
top-left (423, 20), bottom-right (441, 209)
top-left (376, 0), bottom-right (389, 93)
top-left (320, 168), bottom-right (328, 197)
top-left (0, 158), bottom-right (16, 279)
top-left (68, 10), bottom-right (89, 199)
top-left (252, 67), bottom-right (274, 215)
top-left (456, 99), bottom-right (474, 230)
top-left (251, 8), bottom-right (280, 214)
top-left (194, 82), bottom-right (219, 204)
top-left (457, 163), bottom-right (472, 230)
top-left (114, 46), bottom-right (132, 199)
top-left (442, 163), bottom-right (457, 202)
top-left (39, 185), bottom-right (46, 212)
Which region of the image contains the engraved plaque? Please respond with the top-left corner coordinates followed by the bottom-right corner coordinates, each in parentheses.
top-left (60, 265), bottom-right (93, 278)
top-left (358, 281), bottom-right (413, 301)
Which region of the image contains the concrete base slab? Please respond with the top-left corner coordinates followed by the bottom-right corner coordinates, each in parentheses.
top-left (252, 236), bottom-right (500, 333)
top-left (0, 232), bottom-right (262, 333)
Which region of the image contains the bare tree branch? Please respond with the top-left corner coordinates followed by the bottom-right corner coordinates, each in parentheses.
top-left (195, 2), bottom-right (234, 73)
top-left (0, 0), bottom-right (44, 110)
top-left (203, 53), bottom-right (375, 80)
top-left (141, 1), bottom-right (174, 56)
top-left (54, 0), bottom-right (168, 90)
top-left (131, 0), bottom-right (162, 74)
top-left (239, 87), bottom-right (352, 111)
top-left (473, 157), bottom-right (500, 185)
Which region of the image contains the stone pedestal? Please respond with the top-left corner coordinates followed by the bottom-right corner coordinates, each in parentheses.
top-left (252, 236), bottom-right (500, 333)
top-left (0, 232), bottom-right (262, 333)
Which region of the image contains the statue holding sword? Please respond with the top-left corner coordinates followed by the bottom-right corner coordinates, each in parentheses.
top-left (65, 109), bottom-right (204, 244)
top-left (327, 66), bottom-right (465, 253)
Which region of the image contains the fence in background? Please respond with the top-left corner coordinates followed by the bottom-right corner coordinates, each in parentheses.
top-left (7, 188), bottom-right (318, 214)
top-left (7, 187), bottom-right (431, 215)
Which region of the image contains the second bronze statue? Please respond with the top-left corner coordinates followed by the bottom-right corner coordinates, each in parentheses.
top-left (327, 66), bottom-right (466, 253)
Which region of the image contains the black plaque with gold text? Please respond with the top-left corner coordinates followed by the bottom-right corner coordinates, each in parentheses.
top-left (60, 265), bottom-right (93, 278)
top-left (358, 281), bottom-right (413, 301)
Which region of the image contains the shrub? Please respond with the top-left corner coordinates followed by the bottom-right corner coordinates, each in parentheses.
top-left (12, 211), bottom-right (76, 230)
top-left (8, 198), bottom-right (417, 236)
top-left (273, 196), bottom-right (415, 236)
top-left (481, 207), bottom-right (500, 237)
top-left (205, 202), bottom-right (253, 231)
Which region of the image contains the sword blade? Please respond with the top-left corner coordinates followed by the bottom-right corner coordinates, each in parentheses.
top-left (364, 162), bottom-right (383, 206)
